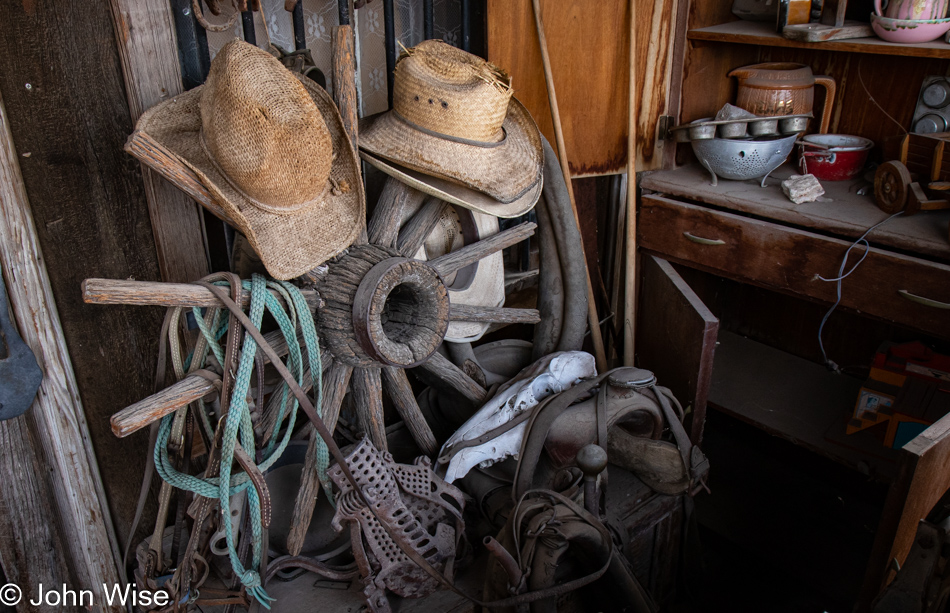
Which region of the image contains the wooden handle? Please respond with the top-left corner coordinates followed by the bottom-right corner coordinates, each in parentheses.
top-left (82, 278), bottom-right (322, 310)
top-left (683, 232), bottom-right (726, 246)
top-left (814, 76), bottom-right (836, 135)
top-left (332, 24), bottom-right (359, 148)
top-left (111, 373), bottom-right (219, 438)
top-left (899, 290), bottom-right (950, 310)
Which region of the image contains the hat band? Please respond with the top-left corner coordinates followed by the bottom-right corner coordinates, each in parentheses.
top-left (392, 110), bottom-right (507, 149)
top-left (199, 130), bottom-right (328, 215)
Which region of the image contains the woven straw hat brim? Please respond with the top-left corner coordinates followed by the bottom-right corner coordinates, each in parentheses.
top-left (135, 75), bottom-right (364, 280)
top-left (358, 97), bottom-right (542, 209)
top-left (359, 151), bottom-right (541, 219)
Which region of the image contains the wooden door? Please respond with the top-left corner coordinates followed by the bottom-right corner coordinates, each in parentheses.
top-left (486, 0), bottom-right (690, 175)
top-left (859, 411), bottom-right (950, 610)
top-left (636, 255), bottom-right (719, 444)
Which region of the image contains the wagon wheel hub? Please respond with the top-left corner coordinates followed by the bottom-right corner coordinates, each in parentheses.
top-left (317, 244), bottom-right (449, 368)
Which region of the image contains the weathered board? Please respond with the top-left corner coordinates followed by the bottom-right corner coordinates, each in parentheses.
top-left (860, 411), bottom-right (950, 609)
top-left (487, 0), bottom-right (687, 175)
top-left (0, 92), bottom-right (123, 608)
top-left (0, 0), bottom-right (167, 552)
top-left (108, 0), bottom-right (210, 283)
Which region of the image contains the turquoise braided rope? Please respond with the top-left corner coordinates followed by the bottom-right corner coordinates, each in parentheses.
top-left (152, 274), bottom-right (325, 609)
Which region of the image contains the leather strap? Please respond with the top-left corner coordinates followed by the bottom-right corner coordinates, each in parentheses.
top-left (513, 374), bottom-right (609, 501)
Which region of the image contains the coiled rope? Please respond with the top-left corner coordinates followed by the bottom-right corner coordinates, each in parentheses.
top-left (153, 274), bottom-right (327, 608)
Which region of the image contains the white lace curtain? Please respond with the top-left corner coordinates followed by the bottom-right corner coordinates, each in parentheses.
top-left (202, 0), bottom-right (462, 117)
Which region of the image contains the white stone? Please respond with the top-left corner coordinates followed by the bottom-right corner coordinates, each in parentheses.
top-left (782, 173), bottom-right (825, 204)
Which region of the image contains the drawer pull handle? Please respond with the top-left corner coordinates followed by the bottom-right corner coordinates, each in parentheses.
top-left (899, 290), bottom-right (950, 310)
top-left (683, 232), bottom-right (725, 246)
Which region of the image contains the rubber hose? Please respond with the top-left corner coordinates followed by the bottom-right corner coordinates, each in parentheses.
top-left (539, 136), bottom-right (588, 354)
top-left (532, 192), bottom-right (565, 359)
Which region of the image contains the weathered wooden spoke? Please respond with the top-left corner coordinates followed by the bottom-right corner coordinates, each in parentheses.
top-left (367, 177), bottom-right (426, 248)
top-left (449, 304), bottom-right (541, 324)
top-left (381, 366), bottom-right (437, 455)
top-left (352, 367), bottom-right (387, 451)
top-left (428, 221), bottom-right (537, 277)
top-left (396, 197), bottom-right (452, 257)
top-left (287, 361), bottom-right (353, 556)
top-left (414, 351), bottom-right (488, 405)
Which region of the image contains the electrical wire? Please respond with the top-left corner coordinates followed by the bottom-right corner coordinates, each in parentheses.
top-left (817, 211), bottom-right (903, 372)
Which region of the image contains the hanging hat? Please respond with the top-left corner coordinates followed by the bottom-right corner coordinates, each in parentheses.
top-left (131, 40), bottom-right (364, 280)
top-left (359, 40), bottom-right (543, 218)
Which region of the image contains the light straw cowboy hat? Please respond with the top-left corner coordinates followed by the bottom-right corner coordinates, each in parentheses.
top-left (131, 40), bottom-right (363, 280)
top-left (359, 40), bottom-right (543, 218)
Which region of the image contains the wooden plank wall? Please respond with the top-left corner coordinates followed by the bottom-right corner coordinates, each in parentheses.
top-left (679, 6), bottom-right (950, 162)
top-left (0, 1), bottom-right (167, 550)
top-left (487, 0), bottom-right (686, 176)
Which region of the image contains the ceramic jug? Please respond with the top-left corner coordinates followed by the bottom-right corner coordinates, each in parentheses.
top-left (728, 63), bottom-right (836, 134)
top-left (874, 0), bottom-right (949, 20)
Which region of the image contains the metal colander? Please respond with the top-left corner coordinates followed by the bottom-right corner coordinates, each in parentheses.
top-left (691, 133), bottom-right (797, 187)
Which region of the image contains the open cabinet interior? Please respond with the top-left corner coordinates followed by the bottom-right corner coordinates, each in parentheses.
top-left (636, 0), bottom-right (950, 610)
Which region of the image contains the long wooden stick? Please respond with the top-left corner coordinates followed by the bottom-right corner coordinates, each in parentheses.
top-left (531, 0), bottom-right (608, 373)
top-left (623, 0), bottom-right (638, 366)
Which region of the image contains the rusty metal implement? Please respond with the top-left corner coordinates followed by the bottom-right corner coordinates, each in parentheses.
top-left (328, 438), bottom-right (466, 612)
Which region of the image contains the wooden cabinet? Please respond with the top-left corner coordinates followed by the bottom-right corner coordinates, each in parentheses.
top-left (639, 3), bottom-right (950, 607)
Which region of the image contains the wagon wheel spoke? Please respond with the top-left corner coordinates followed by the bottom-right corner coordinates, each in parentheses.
top-left (287, 361), bottom-right (353, 556)
top-left (449, 304), bottom-right (541, 325)
top-left (367, 176), bottom-right (427, 248)
top-left (428, 221), bottom-right (537, 278)
top-left (381, 366), bottom-right (437, 455)
top-left (414, 351), bottom-right (488, 406)
top-left (352, 367), bottom-right (388, 451)
top-left (396, 197), bottom-right (452, 257)
top-left (260, 349), bottom-right (333, 442)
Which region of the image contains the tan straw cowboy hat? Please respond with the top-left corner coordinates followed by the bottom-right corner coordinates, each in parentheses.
top-left (359, 40), bottom-right (543, 218)
top-left (132, 39), bottom-right (363, 280)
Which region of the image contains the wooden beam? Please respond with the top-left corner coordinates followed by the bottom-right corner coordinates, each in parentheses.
top-left (0, 92), bottom-right (123, 610)
top-left (108, 0), bottom-right (210, 283)
top-left (0, 415), bottom-right (76, 606)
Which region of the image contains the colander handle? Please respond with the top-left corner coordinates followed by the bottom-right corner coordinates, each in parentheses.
top-left (684, 232), bottom-right (725, 246)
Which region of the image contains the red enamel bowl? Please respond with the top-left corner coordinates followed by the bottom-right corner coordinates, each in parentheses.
top-left (798, 134), bottom-right (874, 181)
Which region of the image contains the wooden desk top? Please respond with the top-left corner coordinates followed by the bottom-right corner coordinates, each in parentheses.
top-left (641, 164), bottom-right (950, 263)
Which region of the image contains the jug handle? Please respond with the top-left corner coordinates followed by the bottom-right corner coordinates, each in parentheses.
top-left (814, 76), bottom-right (836, 134)
top-left (873, 0), bottom-right (885, 16)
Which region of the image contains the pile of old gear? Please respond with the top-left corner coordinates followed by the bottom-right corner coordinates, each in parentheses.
top-left (83, 37), bottom-right (709, 612)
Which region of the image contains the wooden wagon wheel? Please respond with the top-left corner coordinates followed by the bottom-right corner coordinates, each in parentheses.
top-left (285, 176), bottom-right (539, 554)
top-left (875, 160), bottom-right (912, 214)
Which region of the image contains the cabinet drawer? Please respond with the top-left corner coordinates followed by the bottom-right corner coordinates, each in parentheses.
top-left (639, 195), bottom-right (950, 339)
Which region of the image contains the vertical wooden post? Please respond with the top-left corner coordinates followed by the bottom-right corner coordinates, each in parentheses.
top-left (623, 0), bottom-right (639, 366)
top-left (0, 94), bottom-right (123, 609)
top-left (531, 0), bottom-right (608, 373)
top-left (108, 0), bottom-right (210, 283)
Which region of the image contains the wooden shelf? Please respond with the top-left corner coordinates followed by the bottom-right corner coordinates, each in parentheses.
top-left (689, 20), bottom-right (950, 59)
top-left (709, 331), bottom-right (899, 481)
top-left (641, 163), bottom-right (950, 263)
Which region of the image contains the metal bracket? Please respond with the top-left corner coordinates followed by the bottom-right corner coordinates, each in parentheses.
top-left (658, 115), bottom-right (674, 141)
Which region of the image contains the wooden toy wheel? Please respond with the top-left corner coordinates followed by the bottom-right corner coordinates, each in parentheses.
top-left (875, 161), bottom-right (912, 214)
top-left (285, 177), bottom-right (539, 554)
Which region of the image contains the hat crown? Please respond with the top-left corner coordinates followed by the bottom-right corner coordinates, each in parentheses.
top-left (200, 40), bottom-right (332, 212)
top-left (393, 40), bottom-right (512, 143)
